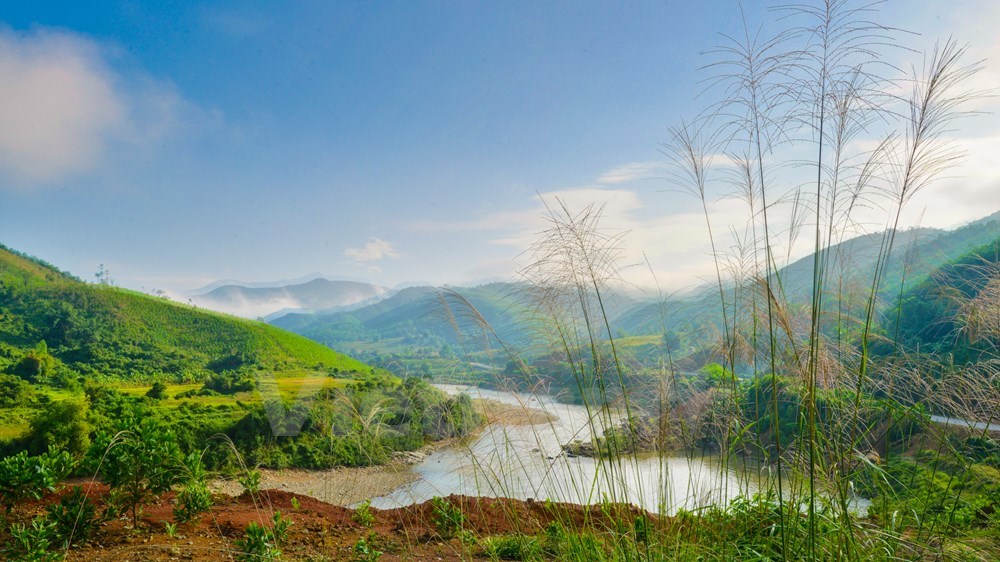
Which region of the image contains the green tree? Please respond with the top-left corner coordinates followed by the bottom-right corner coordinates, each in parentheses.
top-left (89, 413), bottom-right (182, 527)
top-left (146, 381), bottom-right (168, 400)
top-left (25, 398), bottom-right (91, 456)
top-left (11, 341), bottom-right (57, 384)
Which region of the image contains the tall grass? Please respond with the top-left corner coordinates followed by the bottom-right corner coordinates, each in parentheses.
top-left (402, 1), bottom-right (997, 560)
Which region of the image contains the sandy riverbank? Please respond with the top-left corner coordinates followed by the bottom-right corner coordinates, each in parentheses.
top-left (211, 462), bottom-right (420, 506)
top-left (211, 396), bottom-right (557, 505)
top-left (475, 397), bottom-right (559, 426)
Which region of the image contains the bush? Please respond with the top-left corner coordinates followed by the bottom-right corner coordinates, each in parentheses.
top-left (352, 499), bottom-right (375, 528)
top-left (174, 453), bottom-right (213, 523)
top-left (430, 496), bottom-right (464, 539)
top-left (234, 512), bottom-right (291, 562)
top-left (0, 450), bottom-right (75, 513)
top-left (46, 485), bottom-right (98, 548)
top-left (204, 372), bottom-right (255, 394)
top-left (2, 517), bottom-right (60, 562)
top-left (25, 399), bottom-right (91, 456)
top-left (235, 521), bottom-right (281, 561)
top-left (353, 536), bottom-right (383, 562)
top-left (238, 468), bottom-right (262, 495)
top-left (89, 412), bottom-right (183, 527)
top-left (482, 534), bottom-right (542, 561)
top-left (146, 381), bottom-right (168, 400)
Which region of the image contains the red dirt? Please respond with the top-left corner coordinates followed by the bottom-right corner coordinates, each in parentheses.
top-left (6, 482), bottom-right (651, 561)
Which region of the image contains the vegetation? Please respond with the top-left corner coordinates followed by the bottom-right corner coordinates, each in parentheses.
top-left (431, 496), bottom-right (465, 539)
top-left (235, 512), bottom-right (291, 562)
top-left (1, 1), bottom-right (999, 560)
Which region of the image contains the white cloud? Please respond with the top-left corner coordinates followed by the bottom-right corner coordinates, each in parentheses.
top-left (0, 28), bottom-right (209, 188)
top-left (344, 238), bottom-right (400, 262)
top-left (596, 161), bottom-right (664, 184)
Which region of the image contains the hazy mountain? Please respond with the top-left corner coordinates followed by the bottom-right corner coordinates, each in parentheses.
top-left (614, 211), bottom-right (1000, 340)
top-left (271, 282), bottom-right (535, 351)
top-left (275, 211), bottom-right (1000, 359)
top-left (191, 278), bottom-right (390, 320)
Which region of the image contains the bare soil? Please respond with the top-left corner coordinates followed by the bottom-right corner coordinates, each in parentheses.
top-left (11, 483), bottom-right (645, 561)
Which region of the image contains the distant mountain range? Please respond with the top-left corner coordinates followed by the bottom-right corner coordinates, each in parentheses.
top-left (191, 278), bottom-right (390, 320)
top-left (263, 210), bottom-right (1000, 358)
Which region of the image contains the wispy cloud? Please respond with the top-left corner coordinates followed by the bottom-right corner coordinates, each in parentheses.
top-left (344, 238), bottom-right (400, 262)
top-left (0, 27), bottom-right (213, 188)
top-left (596, 161), bottom-right (664, 184)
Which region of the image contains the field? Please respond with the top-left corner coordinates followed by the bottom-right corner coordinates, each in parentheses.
top-left (0, 371), bottom-right (359, 441)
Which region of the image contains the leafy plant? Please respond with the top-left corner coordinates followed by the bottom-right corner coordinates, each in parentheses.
top-left (430, 496), bottom-right (464, 539)
top-left (235, 521), bottom-right (281, 562)
top-left (352, 536), bottom-right (383, 562)
top-left (270, 511), bottom-right (292, 546)
top-left (89, 413), bottom-right (182, 527)
top-left (239, 468), bottom-right (262, 495)
top-left (173, 453), bottom-right (213, 523)
top-left (145, 381), bottom-right (168, 400)
top-left (2, 517), bottom-right (61, 562)
top-left (0, 450), bottom-right (74, 513)
top-left (352, 499), bottom-right (375, 528)
top-left (482, 534), bottom-right (541, 561)
top-left (45, 485), bottom-right (98, 548)
top-left (234, 512), bottom-right (291, 562)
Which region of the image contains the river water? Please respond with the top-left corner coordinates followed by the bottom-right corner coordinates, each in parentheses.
top-left (930, 414), bottom-right (1000, 433)
top-left (370, 385), bottom-right (761, 513)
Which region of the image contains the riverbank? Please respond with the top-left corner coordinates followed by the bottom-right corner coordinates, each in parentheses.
top-left (475, 397), bottom-right (559, 426)
top-left (210, 396), bottom-right (557, 506)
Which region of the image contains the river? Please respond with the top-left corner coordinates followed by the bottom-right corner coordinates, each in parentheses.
top-left (369, 384), bottom-right (761, 514)
top-left (930, 414), bottom-right (1000, 433)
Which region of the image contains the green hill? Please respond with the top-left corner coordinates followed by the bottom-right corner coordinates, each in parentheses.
top-left (0, 244), bottom-right (368, 384)
top-left (613, 211), bottom-right (1000, 348)
top-left (273, 283), bottom-right (535, 353)
top-left (890, 237), bottom-right (1000, 363)
top-left (0, 245), bottom-right (485, 471)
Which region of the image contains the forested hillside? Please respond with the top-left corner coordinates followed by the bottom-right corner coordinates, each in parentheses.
top-left (0, 244), bottom-right (480, 472)
top-left (0, 244), bottom-right (368, 384)
top-left (891, 237), bottom-right (1000, 362)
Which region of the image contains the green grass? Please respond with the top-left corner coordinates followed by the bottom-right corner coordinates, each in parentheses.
top-left (0, 423), bottom-right (28, 440)
top-left (0, 245), bottom-right (373, 385)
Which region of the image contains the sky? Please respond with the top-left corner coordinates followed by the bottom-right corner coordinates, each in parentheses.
top-left (0, 1), bottom-right (998, 297)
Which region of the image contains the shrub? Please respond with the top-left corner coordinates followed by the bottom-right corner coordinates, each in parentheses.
top-left (352, 499), bottom-right (375, 528)
top-left (482, 534), bottom-right (541, 561)
top-left (146, 381), bottom-right (168, 400)
top-left (89, 413), bottom-right (183, 527)
top-left (46, 485), bottom-right (98, 548)
top-left (174, 480), bottom-right (213, 523)
top-left (352, 536), bottom-right (383, 562)
top-left (430, 496), bottom-right (464, 539)
top-left (238, 468), bottom-right (262, 495)
top-left (2, 517), bottom-right (60, 562)
top-left (204, 371), bottom-right (255, 394)
top-left (25, 399), bottom-right (91, 456)
top-left (235, 521), bottom-right (280, 562)
top-left (173, 453), bottom-right (213, 523)
top-left (0, 450), bottom-right (75, 513)
top-left (234, 512), bottom-right (291, 562)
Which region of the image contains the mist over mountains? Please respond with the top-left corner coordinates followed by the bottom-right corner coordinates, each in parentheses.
top-left (186, 211), bottom-right (1000, 357)
top-left (190, 278), bottom-right (390, 320)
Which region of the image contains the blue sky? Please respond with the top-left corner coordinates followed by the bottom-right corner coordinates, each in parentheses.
top-left (1, 1), bottom-right (998, 296)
